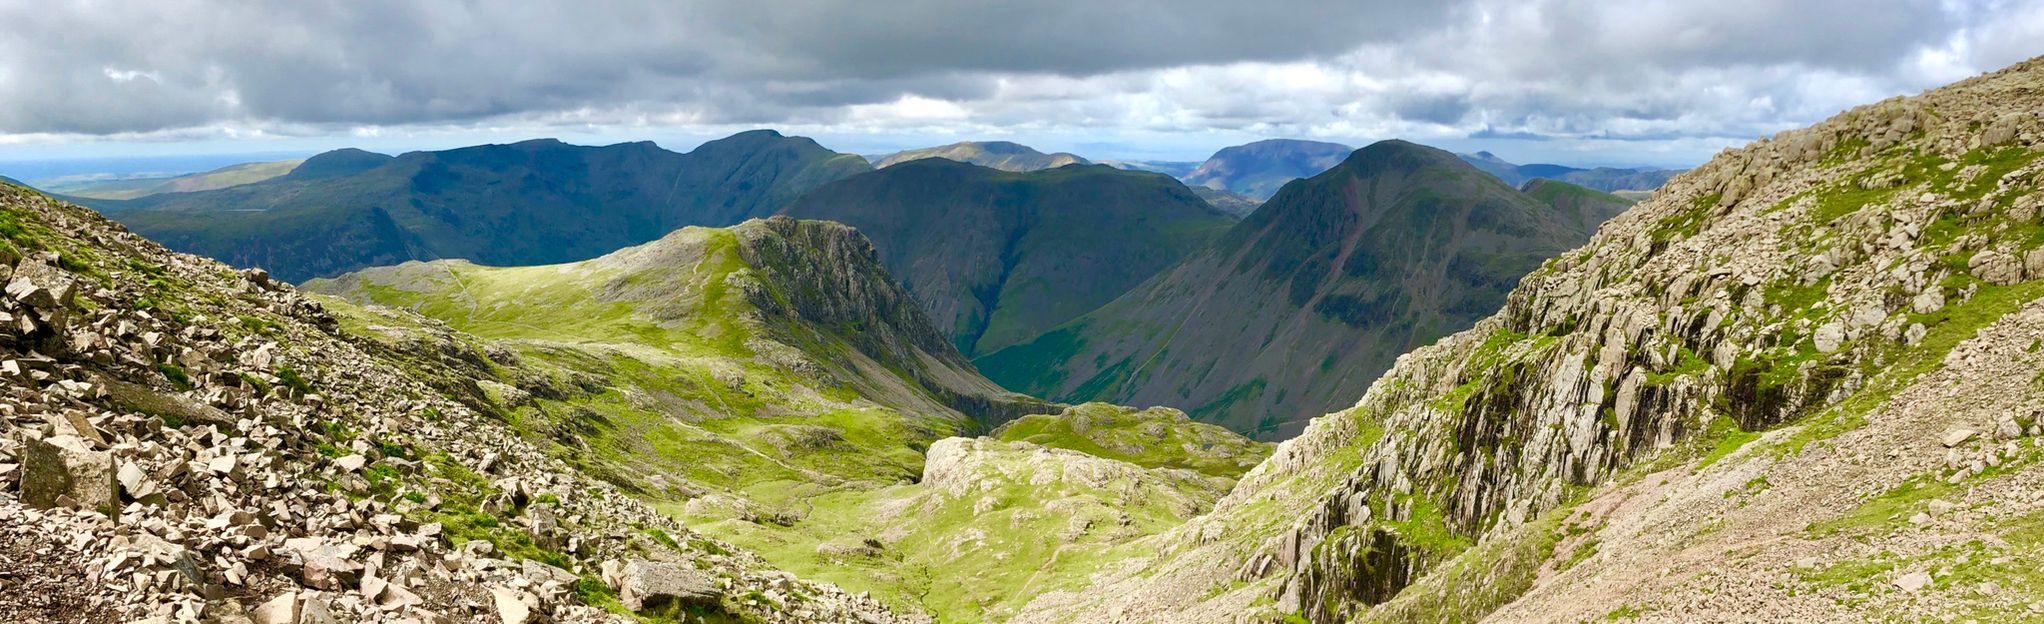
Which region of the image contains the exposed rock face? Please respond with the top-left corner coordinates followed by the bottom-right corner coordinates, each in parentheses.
top-left (1013, 55), bottom-right (2044, 624)
top-left (0, 182), bottom-right (916, 623)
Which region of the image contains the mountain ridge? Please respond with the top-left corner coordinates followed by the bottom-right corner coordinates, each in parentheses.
top-left (91, 130), bottom-right (873, 282)
top-left (979, 139), bottom-right (1623, 439)
top-left (779, 158), bottom-right (1237, 356)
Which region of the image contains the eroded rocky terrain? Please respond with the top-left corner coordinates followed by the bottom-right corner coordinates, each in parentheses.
top-left (0, 184), bottom-right (915, 623)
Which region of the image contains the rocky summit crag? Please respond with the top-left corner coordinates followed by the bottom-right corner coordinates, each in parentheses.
top-left (1007, 55), bottom-right (2044, 624)
top-left (0, 182), bottom-right (919, 624)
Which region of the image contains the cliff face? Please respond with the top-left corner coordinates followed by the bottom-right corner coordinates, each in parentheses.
top-left (1015, 56), bottom-right (2044, 624)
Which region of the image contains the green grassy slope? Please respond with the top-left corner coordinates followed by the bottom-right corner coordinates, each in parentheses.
top-left (100, 131), bottom-right (871, 282)
top-left (305, 217), bottom-right (1274, 622)
top-left (978, 141), bottom-right (1616, 440)
top-left (994, 402), bottom-right (1272, 478)
top-left (779, 159), bottom-right (1237, 356)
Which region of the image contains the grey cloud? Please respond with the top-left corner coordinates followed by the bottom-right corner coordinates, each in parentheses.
top-left (0, 0), bottom-right (1454, 135)
top-left (0, 0), bottom-right (2035, 168)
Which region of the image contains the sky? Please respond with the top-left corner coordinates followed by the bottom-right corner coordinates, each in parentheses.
top-left (1, 0), bottom-right (2040, 174)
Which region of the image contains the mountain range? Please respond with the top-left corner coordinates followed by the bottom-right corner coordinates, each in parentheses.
top-left (2, 55), bottom-right (2042, 624)
top-left (978, 140), bottom-right (1631, 438)
top-left (1458, 150), bottom-right (1682, 193)
top-left (86, 130), bottom-right (872, 282)
top-left (779, 158), bottom-right (1236, 356)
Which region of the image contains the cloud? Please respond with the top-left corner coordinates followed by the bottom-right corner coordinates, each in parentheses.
top-left (0, 0), bottom-right (2037, 165)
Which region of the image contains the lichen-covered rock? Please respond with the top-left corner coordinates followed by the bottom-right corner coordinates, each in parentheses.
top-left (19, 434), bottom-right (115, 515)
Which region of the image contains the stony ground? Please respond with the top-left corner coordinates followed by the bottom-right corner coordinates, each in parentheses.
top-left (0, 184), bottom-right (913, 624)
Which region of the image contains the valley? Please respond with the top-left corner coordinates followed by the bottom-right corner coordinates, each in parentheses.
top-left (0, 11), bottom-right (2038, 623)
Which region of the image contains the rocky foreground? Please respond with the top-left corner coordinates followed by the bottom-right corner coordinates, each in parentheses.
top-left (0, 184), bottom-right (914, 623)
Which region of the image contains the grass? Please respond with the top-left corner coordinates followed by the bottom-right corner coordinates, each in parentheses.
top-left (156, 362), bottom-right (193, 391)
top-left (992, 403), bottom-right (1272, 478)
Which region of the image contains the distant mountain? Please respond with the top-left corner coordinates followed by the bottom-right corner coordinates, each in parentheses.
top-left (871, 140), bottom-right (1088, 172)
top-left (41, 159), bottom-right (304, 200)
top-left (1101, 159), bottom-right (1202, 178)
top-left (977, 140), bottom-right (1618, 439)
top-left (778, 159), bottom-right (1235, 356)
top-left (1182, 138), bottom-right (1355, 200)
top-left (92, 130), bottom-right (871, 282)
top-left (1459, 150), bottom-right (1682, 192)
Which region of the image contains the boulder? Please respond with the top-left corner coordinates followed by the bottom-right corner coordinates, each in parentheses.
top-left (489, 586), bottom-right (535, 624)
top-left (20, 434), bottom-right (117, 515)
top-left (1969, 250), bottom-right (2022, 285)
top-left (618, 560), bottom-right (720, 612)
top-left (283, 539), bottom-right (362, 591)
top-left (1910, 288), bottom-right (1945, 315)
top-left (249, 591), bottom-right (299, 624)
top-left (1812, 321), bottom-right (1845, 353)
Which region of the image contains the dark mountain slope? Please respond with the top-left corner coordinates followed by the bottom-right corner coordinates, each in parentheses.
top-left (779, 159), bottom-right (1236, 356)
top-left (979, 140), bottom-right (1616, 439)
top-left (97, 130), bottom-right (871, 282)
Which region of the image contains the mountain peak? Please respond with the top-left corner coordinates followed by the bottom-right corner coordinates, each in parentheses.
top-left (1184, 138), bottom-right (1356, 200)
top-left (280, 147), bottom-right (393, 181)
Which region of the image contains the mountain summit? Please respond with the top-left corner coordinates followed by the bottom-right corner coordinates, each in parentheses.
top-left (979, 140), bottom-right (1626, 439)
top-left (1182, 138), bottom-right (1356, 200)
